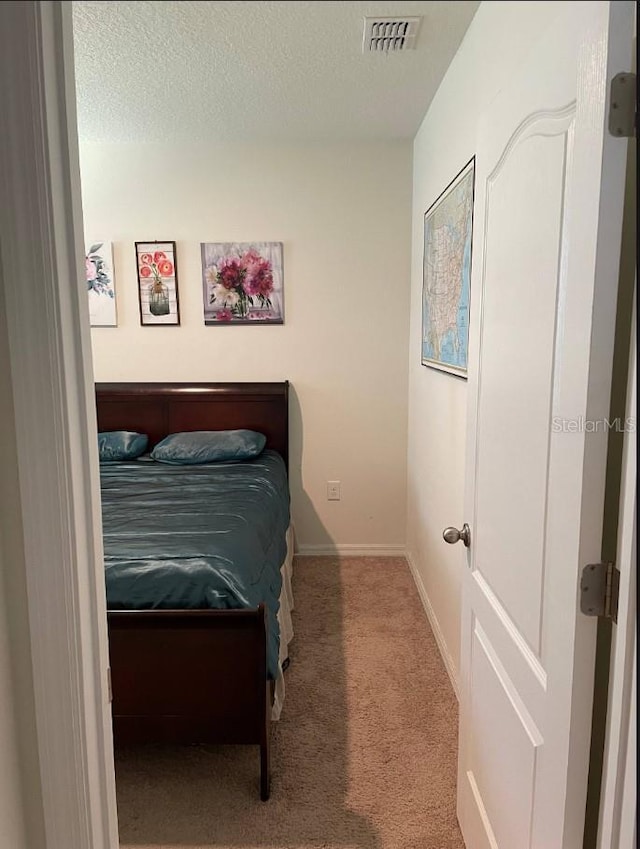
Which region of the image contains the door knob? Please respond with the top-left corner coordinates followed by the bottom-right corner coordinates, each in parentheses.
top-left (443, 523), bottom-right (471, 547)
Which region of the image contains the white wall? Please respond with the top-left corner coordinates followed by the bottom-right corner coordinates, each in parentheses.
top-left (81, 141), bottom-right (411, 551)
top-left (407, 1), bottom-right (575, 686)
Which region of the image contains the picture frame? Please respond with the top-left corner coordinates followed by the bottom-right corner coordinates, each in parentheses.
top-left (421, 157), bottom-right (475, 377)
top-left (201, 241), bottom-right (284, 325)
top-left (86, 241), bottom-right (117, 327)
top-left (135, 241), bottom-right (180, 326)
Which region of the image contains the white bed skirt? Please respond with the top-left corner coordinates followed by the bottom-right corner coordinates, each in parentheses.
top-left (272, 524), bottom-right (295, 720)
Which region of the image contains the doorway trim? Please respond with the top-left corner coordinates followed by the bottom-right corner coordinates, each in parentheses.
top-left (0, 2), bottom-right (118, 847)
top-left (598, 291), bottom-right (637, 849)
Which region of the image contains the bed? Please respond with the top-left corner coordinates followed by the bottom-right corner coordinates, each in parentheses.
top-left (95, 381), bottom-right (291, 801)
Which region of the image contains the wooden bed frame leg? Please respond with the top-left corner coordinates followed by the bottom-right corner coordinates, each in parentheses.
top-left (260, 678), bottom-right (271, 801)
top-left (260, 735), bottom-right (271, 801)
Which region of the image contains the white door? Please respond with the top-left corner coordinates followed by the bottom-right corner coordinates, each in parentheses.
top-left (455, 3), bottom-right (634, 848)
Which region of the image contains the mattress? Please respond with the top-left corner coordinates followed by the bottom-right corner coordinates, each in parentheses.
top-left (100, 449), bottom-right (290, 679)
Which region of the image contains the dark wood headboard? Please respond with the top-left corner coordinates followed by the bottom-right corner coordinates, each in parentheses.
top-left (95, 382), bottom-right (289, 468)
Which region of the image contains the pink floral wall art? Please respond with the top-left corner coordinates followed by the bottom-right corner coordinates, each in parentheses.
top-left (201, 242), bottom-right (284, 325)
top-left (135, 241), bottom-right (180, 326)
top-left (86, 241), bottom-right (116, 326)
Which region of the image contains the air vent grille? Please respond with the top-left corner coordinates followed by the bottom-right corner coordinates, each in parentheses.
top-left (363, 16), bottom-right (421, 53)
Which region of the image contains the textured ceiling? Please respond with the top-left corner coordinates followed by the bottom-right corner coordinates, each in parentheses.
top-left (72, 1), bottom-right (479, 143)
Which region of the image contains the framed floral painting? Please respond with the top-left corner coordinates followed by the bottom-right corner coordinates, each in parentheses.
top-left (135, 241), bottom-right (180, 326)
top-left (86, 241), bottom-right (116, 326)
top-left (201, 242), bottom-right (284, 325)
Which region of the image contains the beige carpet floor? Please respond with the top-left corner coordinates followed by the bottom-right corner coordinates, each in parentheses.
top-left (116, 556), bottom-right (464, 848)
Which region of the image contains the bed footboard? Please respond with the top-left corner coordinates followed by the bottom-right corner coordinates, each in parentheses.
top-left (107, 604), bottom-right (271, 800)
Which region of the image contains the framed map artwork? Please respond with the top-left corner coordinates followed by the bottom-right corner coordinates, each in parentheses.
top-left (421, 157), bottom-right (475, 377)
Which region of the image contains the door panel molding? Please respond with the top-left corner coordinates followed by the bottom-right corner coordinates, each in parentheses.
top-left (474, 118), bottom-right (576, 658)
top-left (473, 572), bottom-right (547, 689)
top-left (487, 103), bottom-right (576, 185)
top-left (467, 620), bottom-right (540, 848)
top-left (473, 621), bottom-right (543, 747)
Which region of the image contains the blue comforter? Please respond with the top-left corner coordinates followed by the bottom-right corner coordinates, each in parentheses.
top-left (100, 450), bottom-right (289, 678)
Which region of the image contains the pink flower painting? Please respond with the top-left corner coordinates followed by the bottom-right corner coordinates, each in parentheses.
top-left (201, 242), bottom-right (284, 325)
top-left (135, 241), bottom-right (180, 326)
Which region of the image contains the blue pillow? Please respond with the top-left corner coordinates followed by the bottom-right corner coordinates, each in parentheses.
top-left (150, 430), bottom-right (266, 465)
top-left (98, 431), bottom-right (148, 462)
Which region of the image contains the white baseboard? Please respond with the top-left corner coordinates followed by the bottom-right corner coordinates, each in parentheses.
top-left (296, 543), bottom-right (406, 557)
top-left (405, 550), bottom-right (460, 701)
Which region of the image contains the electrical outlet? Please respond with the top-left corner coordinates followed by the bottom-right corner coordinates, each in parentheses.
top-left (327, 481), bottom-right (341, 501)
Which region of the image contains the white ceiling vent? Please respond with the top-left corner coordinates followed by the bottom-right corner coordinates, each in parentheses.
top-left (362, 16), bottom-right (421, 53)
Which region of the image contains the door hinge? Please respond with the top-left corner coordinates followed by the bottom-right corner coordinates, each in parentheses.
top-left (107, 667), bottom-right (112, 702)
top-left (580, 562), bottom-right (620, 623)
top-left (608, 73), bottom-right (636, 138)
